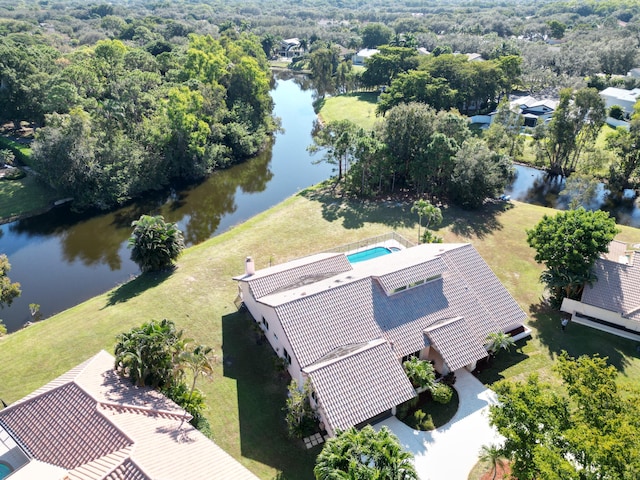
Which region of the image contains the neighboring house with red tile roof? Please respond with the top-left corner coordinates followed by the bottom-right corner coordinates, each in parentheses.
top-left (0, 350), bottom-right (258, 480)
top-left (561, 240), bottom-right (640, 341)
top-left (234, 238), bottom-right (528, 436)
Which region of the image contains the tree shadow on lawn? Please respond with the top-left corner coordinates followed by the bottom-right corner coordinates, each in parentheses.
top-left (474, 341), bottom-right (531, 386)
top-left (528, 302), bottom-right (635, 373)
top-left (102, 270), bottom-right (172, 308)
top-left (301, 188), bottom-right (509, 238)
top-left (222, 311), bottom-right (319, 480)
top-left (300, 187), bottom-right (415, 230)
top-left (441, 200), bottom-right (510, 240)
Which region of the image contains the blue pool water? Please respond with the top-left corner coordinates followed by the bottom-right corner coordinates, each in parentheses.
top-left (0, 463), bottom-right (12, 479)
top-left (347, 246), bottom-right (399, 263)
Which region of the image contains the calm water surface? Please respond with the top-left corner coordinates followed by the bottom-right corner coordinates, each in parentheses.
top-left (0, 75), bottom-right (332, 332)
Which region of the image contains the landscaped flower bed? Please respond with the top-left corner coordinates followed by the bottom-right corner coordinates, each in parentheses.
top-left (396, 386), bottom-right (459, 431)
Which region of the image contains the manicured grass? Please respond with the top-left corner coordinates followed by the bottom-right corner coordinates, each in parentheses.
top-left (1, 187), bottom-right (639, 479)
top-left (0, 137), bottom-right (33, 167)
top-left (0, 173), bottom-right (59, 222)
top-left (317, 92), bottom-right (380, 131)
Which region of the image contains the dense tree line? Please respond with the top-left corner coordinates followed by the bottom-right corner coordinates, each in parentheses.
top-left (1, 31), bottom-right (275, 210)
top-left (312, 103), bottom-right (513, 209)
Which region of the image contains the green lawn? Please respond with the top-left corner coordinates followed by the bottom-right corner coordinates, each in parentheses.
top-left (317, 92), bottom-right (380, 131)
top-left (0, 173), bottom-right (59, 222)
top-left (1, 187), bottom-right (639, 479)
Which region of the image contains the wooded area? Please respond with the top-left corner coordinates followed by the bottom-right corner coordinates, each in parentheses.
top-left (1, 0), bottom-right (640, 209)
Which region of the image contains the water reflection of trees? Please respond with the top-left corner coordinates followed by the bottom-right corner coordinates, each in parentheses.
top-left (7, 143), bottom-right (274, 268)
top-left (153, 143), bottom-right (273, 246)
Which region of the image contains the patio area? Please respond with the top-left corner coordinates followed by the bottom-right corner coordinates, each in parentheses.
top-left (374, 369), bottom-right (503, 480)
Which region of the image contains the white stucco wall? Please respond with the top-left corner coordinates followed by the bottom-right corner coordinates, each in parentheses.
top-left (561, 298), bottom-right (640, 332)
top-left (239, 283), bottom-right (304, 385)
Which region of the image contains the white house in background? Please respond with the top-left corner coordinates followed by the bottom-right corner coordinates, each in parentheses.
top-left (352, 48), bottom-right (379, 66)
top-left (471, 95), bottom-right (558, 127)
top-left (561, 240), bottom-right (640, 341)
top-left (512, 97), bottom-right (558, 126)
top-left (234, 237), bottom-right (529, 436)
top-left (277, 38), bottom-right (304, 58)
top-left (599, 87), bottom-right (640, 116)
top-left (0, 351), bottom-right (258, 480)
top-left (627, 67), bottom-right (640, 79)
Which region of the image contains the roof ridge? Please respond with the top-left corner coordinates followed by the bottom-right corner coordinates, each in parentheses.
top-left (98, 401), bottom-right (190, 421)
top-left (303, 338), bottom-right (387, 373)
top-left (65, 445), bottom-right (135, 480)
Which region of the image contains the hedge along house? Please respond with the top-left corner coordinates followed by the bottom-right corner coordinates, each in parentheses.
top-left (234, 239), bottom-right (528, 436)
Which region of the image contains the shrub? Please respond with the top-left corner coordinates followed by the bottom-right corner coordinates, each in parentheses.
top-left (609, 105), bottom-right (624, 120)
top-left (162, 381), bottom-right (207, 425)
top-left (1, 167), bottom-right (25, 181)
top-left (431, 383), bottom-right (453, 404)
top-left (128, 214), bottom-right (185, 272)
top-left (403, 356), bottom-right (436, 390)
top-left (412, 409), bottom-right (435, 430)
top-left (285, 379), bottom-right (317, 438)
top-left (421, 230), bottom-right (443, 244)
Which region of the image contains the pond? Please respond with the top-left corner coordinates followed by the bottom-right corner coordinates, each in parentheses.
top-left (0, 73), bottom-right (332, 333)
top-left (506, 164), bottom-right (640, 227)
top-left (1, 78), bottom-right (640, 333)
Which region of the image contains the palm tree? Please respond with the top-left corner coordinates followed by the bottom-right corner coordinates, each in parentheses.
top-left (114, 319), bottom-right (186, 388)
top-left (403, 356), bottom-right (435, 390)
top-left (176, 345), bottom-right (215, 427)
top-left (314, 426), bottom-right (417, 480)
top-left (128, 214), bottom-right (185, 273)
top-left (411, 199), bottom-right (443, 244)
top-left (485, 331), bottom-right (516, 358)
top-left (479, 444), bottom-right (506, 480)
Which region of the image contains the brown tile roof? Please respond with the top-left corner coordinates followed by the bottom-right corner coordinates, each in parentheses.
top-left (374, 256), bottom-right (448, 293)
top-left (102, 459), bottom-right (150, 480)
top-left (0, 351), bottom-right (259, 480)
top-left (424, 318), bottom-right (489, 371)
top-left (0, 382), bottom-right (132, 469)
top-left (237, 253), bottom-right (353, 299)
top-left (237, 241), bottom-right (526, 433)
top-left (305, 340), bottom-right (415, 433)
top-left (582, 256), bottom-right (640, 322)
top-left (273, 244), bottom-right (525, 369)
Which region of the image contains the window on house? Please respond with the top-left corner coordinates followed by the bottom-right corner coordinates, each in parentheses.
top-left (262, 317), bottom-right (269, 330)
top-left (274, 333), bottom-right (278, 340)
top-left (283, 348), bottom-right (291, 365)
top-left (401, 351), bottom-right (422, 364)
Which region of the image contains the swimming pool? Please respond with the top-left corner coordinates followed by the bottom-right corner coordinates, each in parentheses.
top-left (347, 246), bottom-right (399, 263)
top-left (0, 462), bottom-right (13, 479)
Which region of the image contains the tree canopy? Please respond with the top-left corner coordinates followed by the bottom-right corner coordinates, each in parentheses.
top-left (128, 214), bottom-right (185, 273)
top-left (314, 425), bottom-right (417, 480)
top-left (20, 32), bottom-right (275, 211)
top-left (490, 352), bottom-right (640, 480)
top-left (0, 255), bottom-right (21, 309)
top-left (526, 208), bottom-right (619, 305)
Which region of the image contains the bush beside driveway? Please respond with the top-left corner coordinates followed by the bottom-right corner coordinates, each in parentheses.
top-left (374, 369), bottom-right (503, 480)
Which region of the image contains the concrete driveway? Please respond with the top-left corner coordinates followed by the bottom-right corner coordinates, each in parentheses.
top-left (374, 369), bottom-right (503, 480)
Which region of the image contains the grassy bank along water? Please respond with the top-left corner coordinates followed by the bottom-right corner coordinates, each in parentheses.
top-left (1, 186), bottom-right (639, 478)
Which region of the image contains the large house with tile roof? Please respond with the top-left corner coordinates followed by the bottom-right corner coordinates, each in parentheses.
top-left (561, 240), bottom-right (640, 341)
top-left (234, 240), bottom-right (528, 436)
top-left (0, 350), bottom-right (258, 480)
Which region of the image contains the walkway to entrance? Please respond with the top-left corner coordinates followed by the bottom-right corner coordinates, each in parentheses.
top-left (374, 369), bottom-right (503, 480)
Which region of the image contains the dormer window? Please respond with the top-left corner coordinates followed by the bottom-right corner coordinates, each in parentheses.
top-left (390, 274), bottom-right (441, 295)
